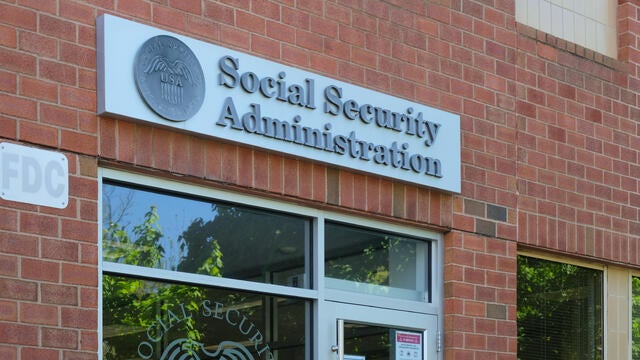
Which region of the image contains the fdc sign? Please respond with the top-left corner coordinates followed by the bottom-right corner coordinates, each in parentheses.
top-left (0, 143), bottom-right (69, 209)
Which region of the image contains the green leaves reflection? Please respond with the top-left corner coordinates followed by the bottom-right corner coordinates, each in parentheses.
top-left (103, 205), bottom-right (211, 359)
top-left (103, 206), bottom-right (165, 268)
top-left (632, 277), bottom-right (640, 359)
top-left (517, 256), bottom-right (603, 360)
top-left (101, 183), bottom-right (309, 359)
top-left (325, 234), bottom-right (416, 287)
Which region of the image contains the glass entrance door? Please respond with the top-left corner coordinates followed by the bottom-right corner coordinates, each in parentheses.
top-left (321, 302), bottom-right (438, 360)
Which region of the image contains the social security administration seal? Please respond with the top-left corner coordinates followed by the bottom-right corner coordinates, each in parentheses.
top-left (134, 35), bottom-right (205, 122)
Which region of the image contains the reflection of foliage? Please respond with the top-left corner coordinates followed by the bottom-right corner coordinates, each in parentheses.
top-left (103, 206), bottom-right (208, 359)
top-left (102, 276), bottom-right (204, 359)
top-left (344, 324), bottom-right (392, 359)
top-left (102, 185), bottom-right (307, 358)
top-left (197, 239), bottom-right (223, 276)
top-left (102, 205), bottom-right (218, 360)
top-left (174, 215), bottom-right (225, 277)
top-left (517, 256), bottom-right (603, 360)
top-left (177, 216), bottom-right (222, 275)
top-left (632, 277), bottom-right (640, 359)
top-left (326, 236), bottom-right (415, 286)
top-left (176, 204), bottom-right (304, 282)
top-left (103, 206), bottom-right (164, 267)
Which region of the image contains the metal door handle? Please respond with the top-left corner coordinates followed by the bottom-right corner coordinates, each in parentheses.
top-left (335, 319), bottom-right (344, 360)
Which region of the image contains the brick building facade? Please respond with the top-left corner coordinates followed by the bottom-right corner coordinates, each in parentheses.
top-left (0, 0), bottom-right (639, 359)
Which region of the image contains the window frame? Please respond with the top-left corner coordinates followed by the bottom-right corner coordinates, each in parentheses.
top-left (517, 250), bottom-right (607, 360)
top-left (98, 167), bottom-right (443, 359)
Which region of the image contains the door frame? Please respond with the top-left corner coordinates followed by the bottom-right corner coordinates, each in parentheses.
top-left (318, 301), bottom-right (439, 360)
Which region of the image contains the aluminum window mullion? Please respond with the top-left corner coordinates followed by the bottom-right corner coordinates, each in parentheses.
top-left (102, 261), bottom-right (319, 300)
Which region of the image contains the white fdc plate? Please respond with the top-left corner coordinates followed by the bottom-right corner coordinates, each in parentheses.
top-left (0, 142), bottom-right (69, 209)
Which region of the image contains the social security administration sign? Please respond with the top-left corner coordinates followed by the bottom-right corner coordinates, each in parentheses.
top-left (97, 15), bottom-right (461, 192)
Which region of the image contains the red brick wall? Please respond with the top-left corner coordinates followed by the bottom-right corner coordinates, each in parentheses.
top-left (1, 1), bottom-right (639, 359)
top-left (0, 153), bottom-right (98, 359)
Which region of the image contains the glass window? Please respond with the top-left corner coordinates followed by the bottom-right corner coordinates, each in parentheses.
top-left (102, 181), bottom-right (313, 360)
top-left (517, 255), bottom-right (603, 360)
top-left (325, 221), bottom-right (430, 302)
top-left (632, 276), bottom-right (640, 359)
top-left (100, 171), bottom-right (439, 360)
top-left (515, 0), bottom-right (617, 58)
top-left (340, 321), bottom-right (423, 360)
top-left (103, 275), bottom-right (308, 359)
top-left (103, 181), bottom-right (311, 288)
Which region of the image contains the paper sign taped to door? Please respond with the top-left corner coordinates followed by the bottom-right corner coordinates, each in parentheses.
top-left (395, 331), bottom-right (422, 360)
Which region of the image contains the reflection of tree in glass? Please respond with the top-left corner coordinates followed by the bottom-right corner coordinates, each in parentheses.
top-left (103, 182), bottom-right (308, 285)
top-left (179, 203), bottom-right (307, 286)
top-left (104, 195), bottom-right (307, 359)
top-left (177, 214), bottom-right (223, 277)
top-left (326, 236), bottom-right (415, 286)
top-left (102, 208), bottom-right (205, 359)
top-left (632, 277), bottom-right (640, 359)
top-left (102, 185), bottom-right (308, 358)
top-left (102, 204), bottom-right (226, 359)
top-left (344, 324), bottom-right (391, 359)
top-left (103, 206), bottom-right (164, 267)
top-left (517, 256), bottom-right (603, 360)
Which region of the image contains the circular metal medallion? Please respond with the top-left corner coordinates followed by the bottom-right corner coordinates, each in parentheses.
top-left (134, 35), bottom-right (205, 122)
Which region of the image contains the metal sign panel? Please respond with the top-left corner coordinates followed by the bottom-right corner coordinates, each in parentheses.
top-left (97, 15), bottom-right (461, 192)
top-left (0, 143), bottom-right (69, 208)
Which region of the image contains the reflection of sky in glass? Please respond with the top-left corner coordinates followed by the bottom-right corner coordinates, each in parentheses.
top-left (103, 182), bottom-right (214, 270)
top-left (102, 182), bottom-right (310, 288)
